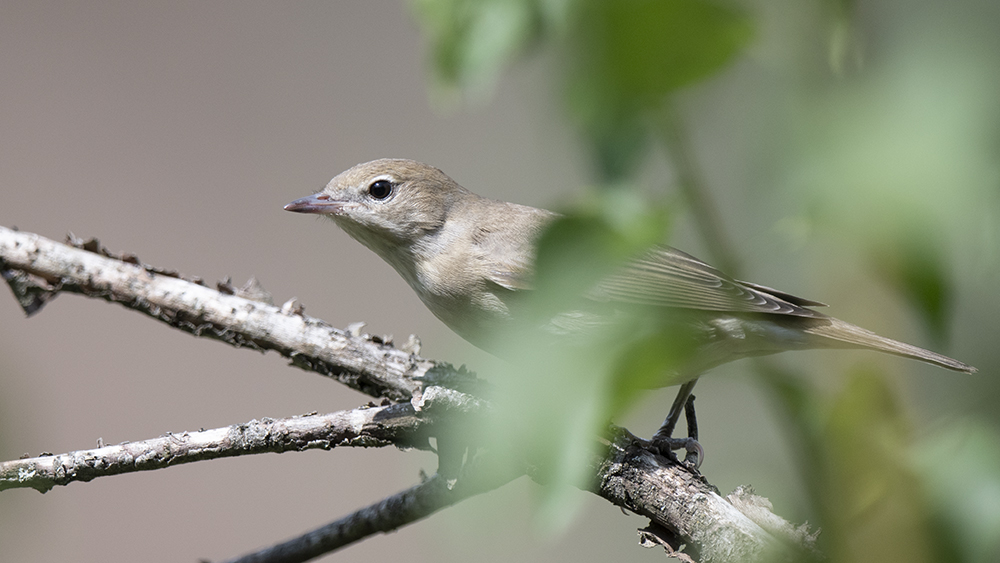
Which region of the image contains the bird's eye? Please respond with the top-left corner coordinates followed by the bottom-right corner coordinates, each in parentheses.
top-left (368, 180), bottom-right (393, 200)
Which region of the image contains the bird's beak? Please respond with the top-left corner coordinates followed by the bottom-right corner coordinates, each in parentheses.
top-left (284, 193), bottom-right (344, 215)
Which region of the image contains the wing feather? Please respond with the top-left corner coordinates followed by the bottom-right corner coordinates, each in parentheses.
top-left (589, 246), bottom-right (825, 318)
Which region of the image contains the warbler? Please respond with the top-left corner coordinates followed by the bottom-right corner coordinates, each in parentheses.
top-left (285, 158), bottom-right (975, 448)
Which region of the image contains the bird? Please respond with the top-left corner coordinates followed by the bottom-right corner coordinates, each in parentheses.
top-left (284, 158), bottom-right (976, 458)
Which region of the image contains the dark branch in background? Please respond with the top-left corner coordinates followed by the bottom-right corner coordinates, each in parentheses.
top-left (222, 451), bottom-right (522, 563)
top-left (655, 104), bottom-right (742, 277)
top-left (0, 226), bottom-right (818, 563)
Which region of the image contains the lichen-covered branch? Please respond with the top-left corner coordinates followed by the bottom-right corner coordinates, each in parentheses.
top-left (592, 427), bottom-right (820, 562)
top-left (0, 225), bottom-right (477, 401)
top-left (0, 402), bottom-right (432, 493)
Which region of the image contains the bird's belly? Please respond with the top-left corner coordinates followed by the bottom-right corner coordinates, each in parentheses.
top-left (412, 286), bottom-right (514, 351)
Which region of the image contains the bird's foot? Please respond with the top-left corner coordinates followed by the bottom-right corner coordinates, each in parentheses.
top-left (649, 433), bottom-right (704, 470)
top-left (649, 386), bottom-right (703, 469)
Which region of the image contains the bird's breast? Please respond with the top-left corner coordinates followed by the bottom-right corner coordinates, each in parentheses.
top-left (409, 253), bottom-right (514, 346)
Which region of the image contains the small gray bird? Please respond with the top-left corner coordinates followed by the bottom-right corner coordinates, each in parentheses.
top-left (285, 158), bottom-right (976, 449)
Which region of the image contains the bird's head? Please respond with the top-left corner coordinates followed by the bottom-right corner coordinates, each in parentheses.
top-left (285, 158), bottom-right (471, 255)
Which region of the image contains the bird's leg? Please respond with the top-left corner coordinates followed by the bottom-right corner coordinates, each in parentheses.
top-left (651, 379), bottom-right (704, 468)
top-left (657, 379), bottom-right (697, 438)
top-left (681, 392), bottom-right (701, 466)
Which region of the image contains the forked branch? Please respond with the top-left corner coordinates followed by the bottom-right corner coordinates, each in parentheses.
top-left (0, 226), bottom-right (818, 563)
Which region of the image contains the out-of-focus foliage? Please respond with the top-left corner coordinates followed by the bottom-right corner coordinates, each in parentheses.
top-left (785, 29), bottom-right (1000, 339)
top-left (412, 0), bottom-right (550, 101)
top-left (914, 423), bottom-right (1000, 563)
top-left (763, 364), bottom-right (964, 563)
top-left (414, 0), bottom-right (752, 178)
top-left (480, 189), bottom-right (673, 524)
top-left (824, 0), bottom-right (862, 75)
top-left (565, 0), bottom-right (752, 179)
top-left (822, 370), bottom-right (936, 563)
top-left (412, 0), bottom-right (998, 559)
top-left (870, 222), bottom-right (952, 345)
top-left (531, 188), bottom-right (670, 310)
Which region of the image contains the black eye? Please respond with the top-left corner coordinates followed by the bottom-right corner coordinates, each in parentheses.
top-left (368, 180), bottom-right (393, 200)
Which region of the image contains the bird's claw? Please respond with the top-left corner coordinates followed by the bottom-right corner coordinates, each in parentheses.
top-left (647, 382), bottom-right (703, 468)
top-left (650, 434), bottom-right (704, 469)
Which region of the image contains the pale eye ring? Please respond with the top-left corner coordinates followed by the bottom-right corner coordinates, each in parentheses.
top-left (368, 180), bottom-right (393, 200)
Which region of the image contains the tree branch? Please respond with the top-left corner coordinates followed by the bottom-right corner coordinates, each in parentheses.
top-left (592, 427), bottom-right (820, 562)
top-left (221, 451), bottom-right (521, 563)
top-left (0, 226), bottom-right (818, 562)
top-left (0, 225), bottom-right (480, 402)
top-left (0, 402), bottom-right (432, 493)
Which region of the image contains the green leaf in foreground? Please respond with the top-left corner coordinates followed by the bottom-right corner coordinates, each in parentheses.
top-left (412, 0), bottom-right (543, 99)
top-left (565, 0), bottom-right (754, 177)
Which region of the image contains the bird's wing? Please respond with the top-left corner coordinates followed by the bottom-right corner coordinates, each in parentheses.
top-left (588, 246), bottom-right (827, 318)
top-left (487, 258), bottom-right (534, 291)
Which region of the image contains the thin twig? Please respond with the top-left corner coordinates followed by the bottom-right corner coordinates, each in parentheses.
top-left (0, 403), bottom-right (431, 493)
top-left (221, 453), bottom-right (520, 563)
top-left (655, 104), bottom-right (742, 276)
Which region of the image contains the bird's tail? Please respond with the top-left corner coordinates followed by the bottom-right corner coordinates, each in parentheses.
top-left (803, 317), bottom-right (977, 373)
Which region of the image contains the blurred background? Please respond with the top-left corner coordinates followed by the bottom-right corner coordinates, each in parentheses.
top-left (1, 1), bottom-right (998, 562)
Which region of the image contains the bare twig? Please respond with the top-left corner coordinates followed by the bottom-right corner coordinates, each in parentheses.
top-left (0, 403), bottom-right (431, 493)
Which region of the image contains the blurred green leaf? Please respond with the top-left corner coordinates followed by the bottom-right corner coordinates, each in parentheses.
top-left (869, 220), bottom-right (953, 345)
top-left (412, 0), bottom-right (543, 99)
top-left (913, 422), bottom-right (1000, 563)
top-left (567, 0), bottom-right (753, 111)
top-left (415, 0), bottom-right (754, 176)
top-left (821, 368), bottom-right (937, 563)
top-left (531, 188), bottom-right (670, 313)
top-left (480, 193), bottom-right (672, 526)
top-left (531, 214), bottom-right (624, 311)
top-left (605, 325), bottom-right (699, 416)
top-left (825, 0), bottom-right (863, 75)
top-left (565, 0), bottom-right (753, 178)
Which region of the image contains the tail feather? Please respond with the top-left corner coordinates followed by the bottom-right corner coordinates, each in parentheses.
top-left (803, 317), bottom-right (977, 374)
